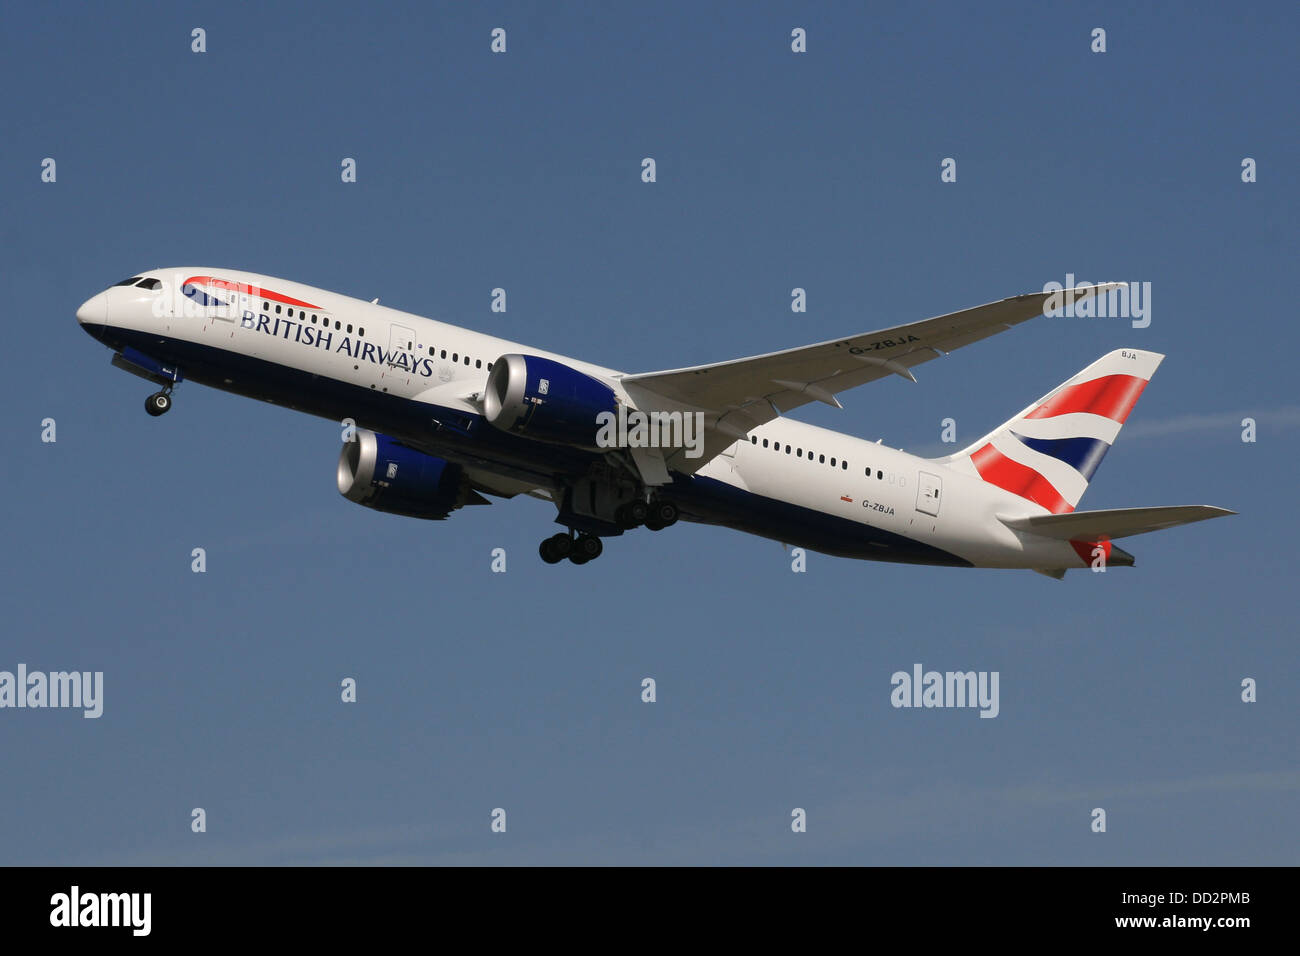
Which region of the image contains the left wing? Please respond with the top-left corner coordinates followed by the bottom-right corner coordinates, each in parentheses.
top-left (620, 285), bottom-right (1118, 472)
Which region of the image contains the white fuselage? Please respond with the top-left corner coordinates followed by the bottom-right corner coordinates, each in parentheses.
top-left (76, 267), bottom-right (1089, 570)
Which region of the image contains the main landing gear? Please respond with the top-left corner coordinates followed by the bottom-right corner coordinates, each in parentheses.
top-left (617, 497), bottom-right (678, 531)
top-left (539, 497), bottom-right (680, 566)
top-left (144, 388), bottom-right (174, 417)
top-left (640, 498), bottom-right (678, 532)
top-left (614, 499), bottom-right (648, 529)
top-left (539, 531), bottom-right (604, 565)
top-left (614, 498), bottom-right (678, 531)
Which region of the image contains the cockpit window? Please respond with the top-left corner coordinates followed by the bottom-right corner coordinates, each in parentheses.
top-left (135, 277), bottom-right (162, 290)
top-left (114, 276), bottom-right (143, 286)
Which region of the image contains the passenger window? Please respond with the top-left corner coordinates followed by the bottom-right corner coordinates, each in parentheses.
top-left (275, 305), bottom-right (282, 314)
top-left (762, 439), bottom-right (769, 448)
top-left (465, 355), bottom-right (470, 365)
top-left (785, 445), bottom-right (791, 454)
top-left (452, 353), bottom-right (458, 362)
top-left (287, 308), bottom-right (294, 317)
top-left (841, 461), bottom-right (847, 470)
top-left (487, 362), bottom-right (492, 370)
top-left (877, 470), bottom-right (883, 479)
top-left (441, 350), bottom-right (447, 359)
top-left (831, 457), bottom-right (836, 466)
top-left (819, 454), bottom-right (825, 463)
top-left (311, 315), bottom-right (317, 324)
top-left (264, 301), bottom-right (270, 310)
top-left (359, 327), bottom-right (365, 336)
top-left (347, 324), bottom-right (353, 333)
top-left (476, 359), bottom-right (482, 368)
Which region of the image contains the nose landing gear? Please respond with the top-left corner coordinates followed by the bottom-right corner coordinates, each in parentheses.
top-left (144, 389), bottom-right (173, 417)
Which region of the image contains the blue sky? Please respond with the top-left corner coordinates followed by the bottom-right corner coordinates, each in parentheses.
top-left (1, 1), bottom-right (1296, 864)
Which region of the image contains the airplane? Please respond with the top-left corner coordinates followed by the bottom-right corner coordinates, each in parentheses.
top-left (76, 269), bottom-right (1233, 575)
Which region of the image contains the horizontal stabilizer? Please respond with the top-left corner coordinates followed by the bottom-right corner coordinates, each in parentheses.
top-left (1000, 505), bottom-right (1236, 540)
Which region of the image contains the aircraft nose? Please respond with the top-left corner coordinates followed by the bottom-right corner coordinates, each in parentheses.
top-left (76, 291), bottom-right (108, 338)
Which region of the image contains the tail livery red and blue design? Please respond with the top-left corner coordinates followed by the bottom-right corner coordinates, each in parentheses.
top-left (944, 350), bottom-right (1163, 514)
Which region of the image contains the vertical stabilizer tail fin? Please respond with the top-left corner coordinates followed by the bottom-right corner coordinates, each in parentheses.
top-left (937, 349), bottom-right (1163, 513)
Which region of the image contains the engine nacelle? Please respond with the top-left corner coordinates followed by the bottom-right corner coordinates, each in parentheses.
top-left (483, 353), bottom-right (618, 448)
top-left (337, 429), bottom-right (471, 519)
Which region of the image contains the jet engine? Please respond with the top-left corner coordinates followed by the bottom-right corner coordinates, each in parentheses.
top-left (337, 429), bottom-right (479, 519)
top-left (483, 353), bottom-right (618, 448)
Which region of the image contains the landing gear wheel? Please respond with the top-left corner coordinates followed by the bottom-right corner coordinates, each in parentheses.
top-left (570, 534), bottom-right (603, 563)
top-left (615, 500), bottom-right (649, 529)
top-left (145, 391), bottom-right (172, 417)
top-left (628, 500), bottom-right (649, 526)
top-left (651, 499), bottom-right (679, 527)
top-left (643, 499), bottom-right (677, 531)
top-left (539, 532), bottom-right (573, 564)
